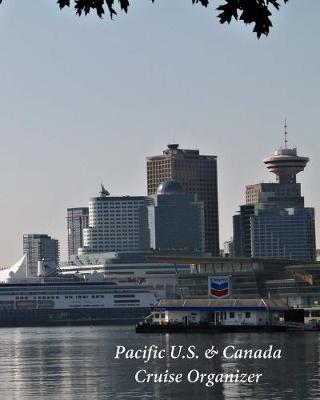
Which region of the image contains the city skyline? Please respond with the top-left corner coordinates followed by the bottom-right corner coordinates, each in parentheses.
top-left (8, 135), bottom-right (319, 266)
top-left (0, 1), bottom-right (319, 265)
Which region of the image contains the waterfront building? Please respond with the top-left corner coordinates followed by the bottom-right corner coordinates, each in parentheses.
top-left (60, 251), bottom-right (191, 299)
top-left (151, 254), bottom-right (320, 307)
top-left (146, 144), bottom-right (220, 256)
top-left (67, 207), bottom-right (89, 260)
top-left (23, 234), bottom-right (59, 276)
top-left (149, 298), bottom-right (291, 327)
top-left (0, 255), bottom-right (27, 283)
top-left (233, 129), bottom-right (316, 262)
top-left (79, 187), bottom-right (151, 254)
top-left (147, 180), bottom-right (205, 253)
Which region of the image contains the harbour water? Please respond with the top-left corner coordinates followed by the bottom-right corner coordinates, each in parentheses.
top-left (0, 326), bottom-right (319, 400)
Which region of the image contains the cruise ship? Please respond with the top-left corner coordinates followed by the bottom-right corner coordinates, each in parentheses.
top-left (0, 256), bottom-right (156, 327)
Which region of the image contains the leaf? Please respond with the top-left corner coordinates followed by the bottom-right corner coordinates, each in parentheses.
top-left (57, 0), bottom-right (71, 8)
top-left (106, 0), bottom-right (117, 18)
top-left (217, 0), bottom-right (288, 37)
top-left (217, 0), bottom-right (239, 24)
top-left (267, 0), bottom-right (280, 10)
top-left (119, 0), bottom-right (129, 13)
top-left (192, 0), bottom-right (209, 7)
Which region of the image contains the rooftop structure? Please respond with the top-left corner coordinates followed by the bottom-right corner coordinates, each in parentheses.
top-left (156, 180), bottom-right (184, 195)
top-left (263, 123), bottom-right (309, 184)
top-left (154, 298), bottom-right (289, 311)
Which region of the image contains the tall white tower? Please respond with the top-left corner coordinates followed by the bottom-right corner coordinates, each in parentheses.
top-left (263, 122), bottom-right (309, 184)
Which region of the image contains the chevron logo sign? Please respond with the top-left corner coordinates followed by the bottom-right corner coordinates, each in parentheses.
top-left (208, 276), bottom-right (231, 298)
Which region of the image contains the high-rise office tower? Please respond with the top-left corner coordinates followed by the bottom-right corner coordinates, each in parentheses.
top-left (250, 207), bottom-right (315, 260)
top-left (233, 126), bottom-right (316, 262)
top-left (23, 234), bottom-right (60, 276)
top-left (146, 144), bottom-right (219, 255)
top-left (79, 187), bottom-right (151, 254)
top-left (147, 180), bottom-right (205, 252)
top-left (67, 207), bottom-right (89, 260)
top-left (233, 204), bottom-right (255, 257)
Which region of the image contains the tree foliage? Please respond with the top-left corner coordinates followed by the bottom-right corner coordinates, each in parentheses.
top-left (0, 0), bottom-right (289, 38)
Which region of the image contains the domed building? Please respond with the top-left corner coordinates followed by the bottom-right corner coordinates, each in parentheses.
top-left (147, 181), bottom-right (205, 253)
top-left (156, 180), bottom-right (184, 195)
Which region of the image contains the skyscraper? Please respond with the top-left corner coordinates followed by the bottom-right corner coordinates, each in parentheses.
top-left (250, 207), bottom-right (315, 260)
top-left (147, 180), bottom-right (205, 252)
top-left (23, 234), bottom-right (60, 276)
top-left (233, 204), bottom-right (255, 257)
top-left (233, 128), bottom-right (316, 262)
top-left (67, 207), bottom-right (89, 260)
top-left (79, 187), bottom-right (151, 254)
top-left (146, 144), bottom-right (219, 255)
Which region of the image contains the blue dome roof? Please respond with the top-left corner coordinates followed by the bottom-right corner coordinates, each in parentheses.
top-left (157, 180), bottom-right (184, 195)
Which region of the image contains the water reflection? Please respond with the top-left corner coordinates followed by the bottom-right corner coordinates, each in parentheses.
top-left (0, 327), bottom-right (319, 400)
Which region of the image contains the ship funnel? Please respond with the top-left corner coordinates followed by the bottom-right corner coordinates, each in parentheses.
top-left (37, 260), bottom-right (44, 276)
top-left (38, 260), bottom-right (58, 277)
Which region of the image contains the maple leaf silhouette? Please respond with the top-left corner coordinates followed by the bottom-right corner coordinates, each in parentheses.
top-left (0, 0), bottom-right (289, 38)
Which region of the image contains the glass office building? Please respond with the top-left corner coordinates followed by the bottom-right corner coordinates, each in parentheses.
top-left (23, 234), bottom-right (59, 276)
top-left (251, 206), bottom-right (316, 261)
top-left (148, 180), bottom-right (205, 253)
top-left (67, 207), bottom-right (89, 260)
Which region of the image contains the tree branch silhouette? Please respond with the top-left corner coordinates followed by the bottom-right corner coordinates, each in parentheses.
top-left (0, 0), bottom-right (289, 38)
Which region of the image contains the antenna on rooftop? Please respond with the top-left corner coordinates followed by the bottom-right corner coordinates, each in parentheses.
top-left (99, 184), bottom-right (110, 197)
top-left (284, 119), bottom-right (288, 149)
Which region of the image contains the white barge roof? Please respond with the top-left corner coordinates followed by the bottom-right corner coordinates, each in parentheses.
top-left (154, 298), bottom-right (289, 310)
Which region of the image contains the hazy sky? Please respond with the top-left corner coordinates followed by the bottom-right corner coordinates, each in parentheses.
top-left (0, 1), bottom-right (319, 266)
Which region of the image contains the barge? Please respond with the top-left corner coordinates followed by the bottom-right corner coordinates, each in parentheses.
top-left (136, 298), bottom-right (311, 333)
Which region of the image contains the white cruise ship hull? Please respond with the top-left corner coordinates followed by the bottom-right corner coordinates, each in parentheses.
top-left (0, 280), bottom-right (156, 327)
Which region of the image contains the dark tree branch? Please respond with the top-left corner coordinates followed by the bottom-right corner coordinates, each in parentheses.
top-left (217, 0), bottom-right (288, 37)
top-left (0, 0), bottom-right (289, 38)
